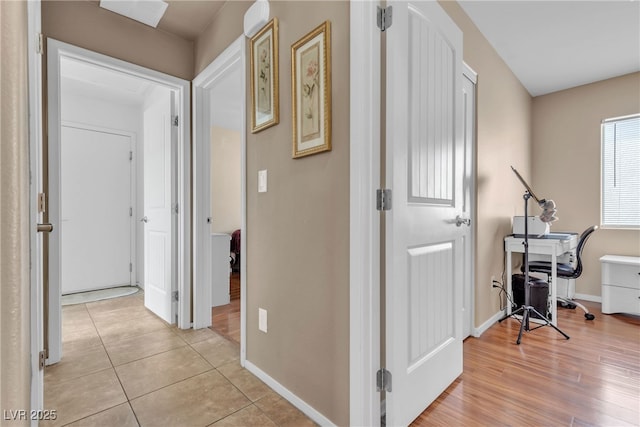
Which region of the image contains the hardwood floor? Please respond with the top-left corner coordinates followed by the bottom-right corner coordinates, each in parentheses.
top-left (208, 295), bottom-right (639, 425)
top-left (411, 301), bottom-right (640, 426)
top-left (211, 298), bottom-right (240, 344)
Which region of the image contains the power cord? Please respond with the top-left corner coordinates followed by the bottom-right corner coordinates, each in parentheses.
top-left (492, 279), bottom-right (516, 312)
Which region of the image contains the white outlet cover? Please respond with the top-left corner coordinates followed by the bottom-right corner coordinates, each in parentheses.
top-left (259, 308), bottom-right (268, 333)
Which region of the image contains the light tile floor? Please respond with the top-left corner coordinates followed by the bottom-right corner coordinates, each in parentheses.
top-left (44, 292), bottom-right (316, 427)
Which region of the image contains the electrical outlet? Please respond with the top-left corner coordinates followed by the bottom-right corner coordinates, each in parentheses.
top-left (259, 308), bottom-right (268, 333)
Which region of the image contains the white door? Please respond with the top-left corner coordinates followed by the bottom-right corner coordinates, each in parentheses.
top-left (385, 1), bottom-right (465, 425)
top-left (143, 89), bottom-right (176, 324)
top-left (61, 125), bottom-right (133, 294)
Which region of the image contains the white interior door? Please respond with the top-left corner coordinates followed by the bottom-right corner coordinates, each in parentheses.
top-left (61, 125), bottom-right (133, 294)
top-left (385, 1), bottom-right (465, 425)
top-left (143, 88), bottom-right (176, 324)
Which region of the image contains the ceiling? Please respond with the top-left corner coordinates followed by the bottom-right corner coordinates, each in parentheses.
top-left (455, 1), bottom-right (639, 96)
top-left (93, 1), bottom-right (640, 97)
top-left (157, 0), bottom-right (225, 40)
top-left (61, 57), bottom-right (154, 105)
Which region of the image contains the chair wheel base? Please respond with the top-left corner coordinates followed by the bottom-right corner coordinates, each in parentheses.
top-left (585, 313), bottom-right (595, 321)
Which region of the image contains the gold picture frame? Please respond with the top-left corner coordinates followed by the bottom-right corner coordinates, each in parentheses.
top-left (291, 21), bottom-right (331, 158)
top-left (250, 18), bottom-right (279, 133)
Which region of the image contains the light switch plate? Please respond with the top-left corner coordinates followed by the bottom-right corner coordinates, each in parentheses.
top-left (259, 308), bottom-right (268, 333)
top-left (258, 170), bottom-right (267, 193)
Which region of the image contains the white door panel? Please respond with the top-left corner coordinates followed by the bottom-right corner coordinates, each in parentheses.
top-left (143, 89), bottom-right (176, 324)
top-left (386, 1), bottom-right (465, 425)
top-left (61, 126), bottom-right (132, 294)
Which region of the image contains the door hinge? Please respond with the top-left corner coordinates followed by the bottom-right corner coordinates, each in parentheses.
top-left (129, 207), bottom-right (133, 217)
top-left (38, 192), bottom-right (47, 213)
top-left (174, 203), bottom-right (179, 214)
top-left (129, 151), bottom-right (133, 161)
top-left (377, 368), bottom-right (392, 392)
top-left (129, 262), bottom-right (133, 272)
top-left (377, 6), bottom-right (393, 31)
top-left (376, 189), bottom-right (392, 211)
top-left (37, 33), bottom-right (44, 55)
top-left (39, 350), bottom-right (47, 370)
top-left (173, 116), bottom-right (179, 127)
top-left (172, 291), bottom-right (179, 302)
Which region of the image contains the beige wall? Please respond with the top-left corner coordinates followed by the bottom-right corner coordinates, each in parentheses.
top-left (194, 1), bottom-right (252, 76)
top-left (1, 0), bottom-right (32, 416)
top-left (532, 72), bottom-right (640, 297)
top-left (196, 2), bottom-right (350, 425)
top-left (42, 1), bottom-right (194, 80)
top-left (210, 127), bottom-right (242, 234)
top-left (440, 1), bottom-right (534, 327)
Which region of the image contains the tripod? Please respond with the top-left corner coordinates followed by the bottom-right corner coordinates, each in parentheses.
top-left (499, 191), bottom-right (570, 345)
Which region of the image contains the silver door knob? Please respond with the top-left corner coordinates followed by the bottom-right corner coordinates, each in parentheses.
top-left (455, 215), bottom-right (471, 227)
top-left (140, 216), bottom-right (148, 223)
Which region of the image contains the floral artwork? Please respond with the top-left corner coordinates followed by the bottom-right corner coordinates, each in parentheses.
top-left (292, 21), bottom-right (331, 158)
top-left (250, 19), bottom-right (279, 133)
top-left (300, 43), bottom-right (321, 142)
top-left (257, 38), bottom-right (271, 115)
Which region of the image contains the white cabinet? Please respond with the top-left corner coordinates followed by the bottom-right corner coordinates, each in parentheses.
top-left (601, 255), bottom-right (640, 315)
top-left (211, 233), bottom-right (231, 307)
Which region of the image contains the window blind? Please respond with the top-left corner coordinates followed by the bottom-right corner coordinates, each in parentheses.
top-left (601, 114), bottom-right (640, 228)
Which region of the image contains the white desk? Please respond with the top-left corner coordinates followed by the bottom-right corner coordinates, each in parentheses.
top-left (504, 233), bottom-right (579, 326)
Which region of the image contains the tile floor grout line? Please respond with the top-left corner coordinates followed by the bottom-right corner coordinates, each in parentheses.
top-left (127, 401), bottom-right (142, 427)
top-left (124, 365), bottom-right (218, 403)
top-left (111, 342), bottom-right (191, 369)
top-left (204, 403), bottom-right (263, 427)
top-left (58, 401), bottom-right (130, 427)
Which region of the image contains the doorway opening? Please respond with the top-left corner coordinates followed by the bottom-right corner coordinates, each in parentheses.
top-left (46, 39), bottom-right (191, 365)
top-left (192, 36), bottom-right (247, 363)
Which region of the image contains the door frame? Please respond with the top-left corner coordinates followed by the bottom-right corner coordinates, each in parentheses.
top-left (349, 1), bottom-right (381, 426)
top-left (46, 39), bottom-right (192, 364)
top-left (349, 1), bottom-right (476, 424)
top-left (462, 63), bottom-right (477, 339)
top-left (28, 0), bottom-right (44, 416)
top-left (192, 36), bottom-right (247, 364)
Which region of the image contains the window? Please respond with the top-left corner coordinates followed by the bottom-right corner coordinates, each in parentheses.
top-left (601, 114), bottom-right (640, 228)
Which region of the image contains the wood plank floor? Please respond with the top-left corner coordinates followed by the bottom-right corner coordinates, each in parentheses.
top-left (411, 301), bottom-right (640, 426)
top-left (210, 298), bottom-right (240, 344)
top-left (209, 295), bottom-right (639, 425)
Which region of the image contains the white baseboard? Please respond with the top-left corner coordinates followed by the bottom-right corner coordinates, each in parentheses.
top-left (472, 309), bottom-right (506, 337)
top-left (244, 360), bottom-right (336, 427)
top-left (573, 293), bottom-right (602, 303)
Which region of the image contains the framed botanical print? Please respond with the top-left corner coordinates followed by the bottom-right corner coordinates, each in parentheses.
top-left (291, 21), bottom-right (331, 158)
top-left (250, 18), bottom-right (279, 133)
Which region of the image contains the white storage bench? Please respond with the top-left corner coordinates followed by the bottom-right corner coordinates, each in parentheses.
top-left (600, 255), bottom-right (640, 315)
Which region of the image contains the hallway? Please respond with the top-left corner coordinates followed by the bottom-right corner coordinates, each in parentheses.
top-left (44, 292), bottom-right (315, 426)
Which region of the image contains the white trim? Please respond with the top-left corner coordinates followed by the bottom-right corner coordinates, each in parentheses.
top-left (463, 62), bottom-right (478, 84)
top-left (47, 39), bottom-right (191, 362)
top-left (192, 36), bottom-right (247, 364)
top-left (472, 309), bottom-right (505, 338)
top-left (349, 1), bottom-right (381, 426)
top-left (244, 361), bottom-right (336, 427)
top-left (28, 0), bottom-right (44, 419)
top-left (574, 293), bottom-right (602, 303)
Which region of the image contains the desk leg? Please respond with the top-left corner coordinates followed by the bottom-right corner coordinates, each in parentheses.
top-left (506, 250), bottom-right (512, 315)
